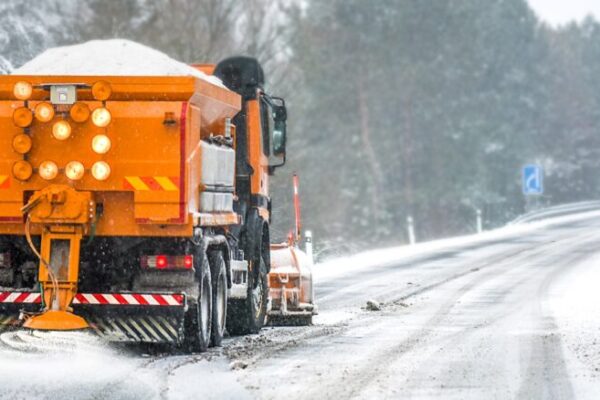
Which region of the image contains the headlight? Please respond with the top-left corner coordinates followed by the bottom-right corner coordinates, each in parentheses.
top-left (91, 107), bottom-right (111, 127)
top-left (92, 81), bottom-right (112, 101)
top-left (13, 81), bottom-right (32, 100)
top-left (12, 161), bottom-right (33, 181)
top-left (52, 120), bottom-right (72, 140)
top-left (13, 107), bottom-right (33, 128)
top-left (92, 134), bottom-right (111, 154)
top-left (34, 102), bottom-right (55, 123)
top-left (65, 161), bottom-right (85, 181)
top-left (70, 102), bottom-right (90, 123)
top-left (91, 161), bottom-right (111, 181)
top-left (39, 161), bottom-right (58, 180)
top-left (12, 134), bottom-right (32, 154)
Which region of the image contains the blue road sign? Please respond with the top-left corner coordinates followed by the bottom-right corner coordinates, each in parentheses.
top-left (523, 164), bottom-right (543, 195)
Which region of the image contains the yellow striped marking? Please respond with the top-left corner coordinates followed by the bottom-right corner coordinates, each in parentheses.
top-left (125, 176), bottom-right (150, 191)
top-left (154, 176), bottom-right (179, 191)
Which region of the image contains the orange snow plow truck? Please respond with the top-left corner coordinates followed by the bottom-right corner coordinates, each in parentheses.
top-left (0, 57), bottom-right (315, 351)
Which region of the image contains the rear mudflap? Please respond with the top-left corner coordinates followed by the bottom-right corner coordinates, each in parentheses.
top-left (0, 291), bottom-right (187, 344)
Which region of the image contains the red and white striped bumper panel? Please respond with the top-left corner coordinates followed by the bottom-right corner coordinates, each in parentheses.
top-left (0, 292), bottom-right (184, 306)
top-left (0, 292), bottom-right (40, 304)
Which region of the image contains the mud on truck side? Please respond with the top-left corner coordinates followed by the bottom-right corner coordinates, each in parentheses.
top-left (0, 57), bottom-right (294, 352)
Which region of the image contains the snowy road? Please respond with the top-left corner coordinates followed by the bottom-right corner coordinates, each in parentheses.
top-left (1, 211), bottom-right (600, 399)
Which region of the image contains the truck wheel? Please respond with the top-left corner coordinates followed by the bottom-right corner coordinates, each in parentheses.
top-left (226, 256), bottom-right (268, 335)
top-left (209, 250), bottom-right (227, 347)
top-left (182, 253), bottom-right (212, 352)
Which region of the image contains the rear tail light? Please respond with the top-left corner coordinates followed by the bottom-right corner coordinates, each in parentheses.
top-left (140, 255), bottom-right (193, 270)
top-left (0, 252), bottom-right (11, 269)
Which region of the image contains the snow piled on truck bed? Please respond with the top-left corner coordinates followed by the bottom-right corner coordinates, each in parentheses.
top-left (12, 39), bottom-right (224, 87)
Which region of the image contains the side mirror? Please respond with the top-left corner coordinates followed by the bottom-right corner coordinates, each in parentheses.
top-left (273, 116), bottom-right (287, 156)
top-left (271, 97), bottom-right (287, 158)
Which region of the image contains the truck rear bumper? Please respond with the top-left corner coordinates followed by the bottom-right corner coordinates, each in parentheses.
top-left (0, 291), bottom-right (186, 344)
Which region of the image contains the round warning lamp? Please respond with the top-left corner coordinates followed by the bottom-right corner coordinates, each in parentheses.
top-left (70, 102), bottom-right (91, 123)
top-left (91, 161), bottom-right (111, 181)
top-left (92, 81), bottom-right (112, 101)
top-left (34, 102), bottom-right (55, 123)
top-left (13, 107), bottom-right (33, 128)
top-left (12, 134), bottom-right (32, 154)
top-left (12, 161), bottom-right (33, 181)
top-left (91, 107), bottom-right (111, 128)
top-left (52, 120), bottom-right (72, 141)
top-left (65, 161), bottom-right (85, 181)
top-left (92, 134), bottom-right (111, 154)
top-left (39, 161), bottom-right (58, 180)
top-left (13, 81), bottom-right (32, 100)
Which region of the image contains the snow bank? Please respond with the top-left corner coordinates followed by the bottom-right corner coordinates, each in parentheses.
top-left (313, 210), bottom-right (600, 282)
top-left (13, 39), bottom-right (224, 87)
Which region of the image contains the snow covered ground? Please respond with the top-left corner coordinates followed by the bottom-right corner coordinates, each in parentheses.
top-left (1, 209), bottom-right (600, 399)
top-left (546, 253), bottom-right (600, 399)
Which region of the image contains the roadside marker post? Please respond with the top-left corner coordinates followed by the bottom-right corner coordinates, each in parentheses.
top-left (407, 216), bottom-right (416, 245)
top-left (476, 209), bottom-right (483, 234)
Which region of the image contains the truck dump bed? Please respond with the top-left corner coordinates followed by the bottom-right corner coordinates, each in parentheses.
top-left (0, 75), bottom-right (240, 237)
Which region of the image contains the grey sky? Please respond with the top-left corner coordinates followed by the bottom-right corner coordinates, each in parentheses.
top-left (527, 0), bottom-right (600, 25)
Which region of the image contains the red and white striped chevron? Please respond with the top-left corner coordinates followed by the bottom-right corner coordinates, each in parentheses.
top-left (0, 292), bottom-right (184, 306)
top-left (0, 292), bottom-right (41, 304)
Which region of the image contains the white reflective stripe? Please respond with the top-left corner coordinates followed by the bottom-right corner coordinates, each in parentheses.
top-left (5, 293), bottom-right (20, 302)
top-left (112, 318), bottom-right (139, 341)
top-left (83, 293), bottom-right (100, 304)
top-left (129, 319), bottom-right (153, 342)
top-left (158, 317), bottom-right (179, 338)
top-left (163, 295), bottom-right (180, 306)
top-left (138, 318), bottom-right (161, 342)
top-left (147, 316), bottom-right (173, 341)
top-left (122, 294), bottom-right (138, 305)
top-left (142, 295), bottom-right (159, 306)
top-left (102, 294), bottom-right (119, 305)
top-left (23, 293), bottom-right (40, 303)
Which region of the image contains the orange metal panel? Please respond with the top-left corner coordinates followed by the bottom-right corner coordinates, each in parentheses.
top-left (0, 75), bottom-right (241, 237)
top-left (246, 99), bottom-right (269, 199)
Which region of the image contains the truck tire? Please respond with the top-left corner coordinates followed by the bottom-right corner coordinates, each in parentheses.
top-left (209, 250), bottom-right (227, 347)
top-left (226, 255), bottom-right (268, 335)
top-left (182, 253), bottom-right (212, 352)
